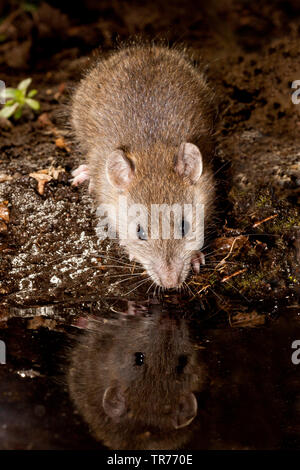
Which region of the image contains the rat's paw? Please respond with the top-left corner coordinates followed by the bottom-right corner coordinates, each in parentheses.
top-left (125, 300), bottom-right (149, 316)
top-left (71, 164), bottom-right (90, 186)
top-left (191, 251), bottom-right (205, 273)
top-left (71, 315), bottom-right (91, 329)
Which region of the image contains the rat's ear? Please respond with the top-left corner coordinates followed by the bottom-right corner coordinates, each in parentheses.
top-left (102, 386), bottom-right (127, 422)
top-left (172, 392), bottom-right (198, 429)
top-left (106, 150), bottom-right (135, 190)
top-left (174, 143), bottom-right (203, 184)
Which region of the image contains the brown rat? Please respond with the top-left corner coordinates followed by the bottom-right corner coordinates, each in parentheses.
top-left (71, 44), bottom-right (216, 288)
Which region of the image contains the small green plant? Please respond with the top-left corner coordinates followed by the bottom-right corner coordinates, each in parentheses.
top-left (0, 78), bottom-right (40, 120)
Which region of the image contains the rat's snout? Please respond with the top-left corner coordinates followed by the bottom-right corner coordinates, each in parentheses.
top-left (156, 260), bottom-right (183, 288)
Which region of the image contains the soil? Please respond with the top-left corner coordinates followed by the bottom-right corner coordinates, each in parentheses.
top-left (0, 0), bottom-right (299, 450)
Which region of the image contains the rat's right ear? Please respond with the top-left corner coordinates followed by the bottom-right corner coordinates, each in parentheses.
top-left (102, 386), bottom-right (127, 422)
top-left (106, 150), bottom-right (135, 190)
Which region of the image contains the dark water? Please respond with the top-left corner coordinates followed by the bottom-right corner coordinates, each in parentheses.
top-left (0, 299), bottom-right (299, 450)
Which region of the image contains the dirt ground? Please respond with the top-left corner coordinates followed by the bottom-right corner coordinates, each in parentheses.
top-left (0, 0), bottom-right (299, 450)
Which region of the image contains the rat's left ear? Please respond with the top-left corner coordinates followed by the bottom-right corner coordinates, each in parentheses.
top-left (102, 386), bottom-right (127, 422)
top-left (106, 149), bottom-right (135, 190)
top-left (174, 143), bottom-right (203, 184)
top-left (172, 392), bottom-right (198, 429)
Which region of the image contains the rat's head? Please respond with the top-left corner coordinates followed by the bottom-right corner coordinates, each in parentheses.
top-left (102, 142), bottom-right (214, 288)
top-left (101, 312), bottom-right (200, 436)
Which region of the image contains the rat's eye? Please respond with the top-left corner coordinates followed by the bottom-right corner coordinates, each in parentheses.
top-left (176, 354), bottom-right (188, 374)
top-left (134, 352), bottom-right (145, 366)
top-left (181, 219), bottom-right (190, 237)
top-left (137, 224), bottom-right (147, 240)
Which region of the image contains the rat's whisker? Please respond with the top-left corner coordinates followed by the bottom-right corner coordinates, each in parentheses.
top-left (34, 252), bottom-right (136, 268)
top-left (100, 272), bottom-right (145, 279)
top-left (112, 273), bottom-right (149, 287)
top-left (146, 281), bottom-right (155, 294)
top-left (85, 264), bottom-right (144, 271)
top-left (111, 276), bottom-right (143, 286)
top-left (184, 281), bottom-right (194, 297)
top-left (124, 277), bottom-right (151, 295)
top-left (221, 280), bottom-right (250, 302)
top-left (208, 287), bottom-right (224, 303)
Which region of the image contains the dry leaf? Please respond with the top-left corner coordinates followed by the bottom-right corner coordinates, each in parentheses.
top-left (37, 112), bottom-right (53, 128)
top-left (0, 174), bottom-right (13, 183)
top-left (49, 166), bottom-right (65, 180)
top-left (213, 235), bottom-right (250, 255)
top-left (54, 82), bottom-right (66, 100)
top-left (29, 172), bottom-right (52, 195)
top-left (0, 220), bottom-right (7, 232)
top-left (37, 113), bottom-right (71, 151)
top-left (29, 166), bottom-right (65, 195)
top-left (0, 201), bottom-right (9, 223)
top-left (55, 136), bottom-right (70, 152)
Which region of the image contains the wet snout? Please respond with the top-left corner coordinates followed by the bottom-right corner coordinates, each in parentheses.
top-left (156, 260), bottom-right (183, 288)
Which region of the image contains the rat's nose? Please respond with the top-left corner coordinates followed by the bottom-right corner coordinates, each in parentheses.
top-left (158, 262), bottom-right (182, 288)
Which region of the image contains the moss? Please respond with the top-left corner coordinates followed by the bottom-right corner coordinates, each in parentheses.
top-left (268, 213), bottom-right (300, 233)
top-left (288, 275), bottom-right (298, 284)
top-left (221, 281), bottom-right (234, 292)
top-left (275, 237), bottom-right (286, 250)
top-left (235, 270), bottom-right (265, 291)
top-left (255, 193), bottom-right (273, 208)
top-left (208, 273), bottom-right (219, 285)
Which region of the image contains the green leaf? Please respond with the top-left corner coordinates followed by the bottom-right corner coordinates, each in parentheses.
top-left (13, 106), bottom-right (23, 120)
top-left (0, 102), bottom-right (19, 119)
top-left (16, 90), bottom-right (25, 103)
top-left (6, 99), bottom-right (14, 106)
top-left (3, 88), bottom-right (18, 99)
top-left (17, 78), bottom-right (32, 92)
top-left (22, 3), bottom-right (38, 13)
top-left (25, 98), bottom-right (40, 111)
top-left (28, 89), bottom-right (37, 98)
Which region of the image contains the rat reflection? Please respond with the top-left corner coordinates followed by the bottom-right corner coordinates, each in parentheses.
top-left (68, 300), bottom-right (206, 450)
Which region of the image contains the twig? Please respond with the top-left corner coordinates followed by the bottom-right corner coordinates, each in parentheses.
top-left (253, 214), bottom-right (278, 228)
top-left (215, 235), bottom-right (245, 269)
top-left (221, 268), bottom-right (247, 283)
top-left (189, 283), bottom-right (210, 301)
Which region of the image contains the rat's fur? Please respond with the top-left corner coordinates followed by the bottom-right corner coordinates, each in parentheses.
top-left (71, 44), bottom-right (216, 287)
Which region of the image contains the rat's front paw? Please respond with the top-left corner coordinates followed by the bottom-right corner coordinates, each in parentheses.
top-left (191, 251), bottom-right (205, 274)
top-left (71, 164), bottom-right (90, 186)
top-left (125, 300), bottom-right (149, 316)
